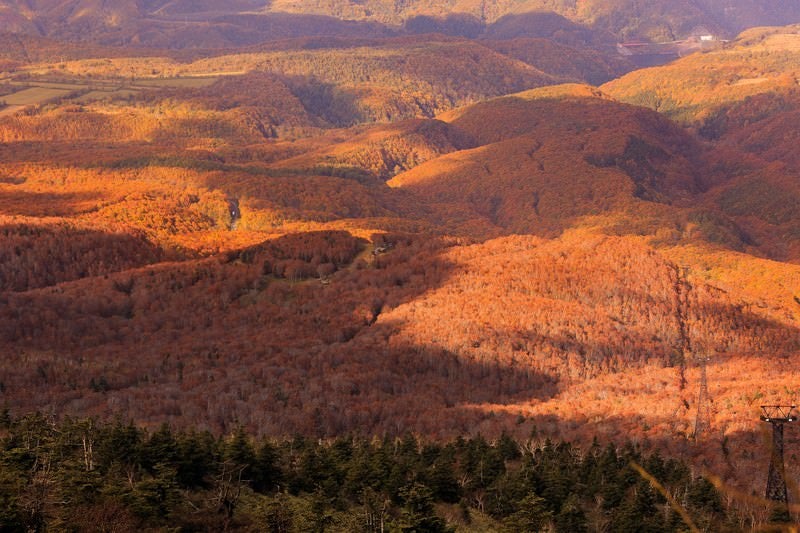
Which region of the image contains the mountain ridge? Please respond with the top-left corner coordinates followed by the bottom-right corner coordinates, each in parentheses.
top-left (4, 0), bottom-right (800, 47)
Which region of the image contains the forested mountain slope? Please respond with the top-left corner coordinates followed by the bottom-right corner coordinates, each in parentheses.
top-left (2, 77), bottom-right (800, 506)
top-left (2, 4), bottom-right (800, 519)
top-left (604, 25), bottom-right (800, 260)
top-left (0, 415), bottom-right (737, 532)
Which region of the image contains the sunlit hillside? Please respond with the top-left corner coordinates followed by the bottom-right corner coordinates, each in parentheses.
top-left (603, 25), bottom-right (800, 261)
top-left (391, 85), bottom-right (721, 237)
top-left (603, 25), bottom-right (800, 126)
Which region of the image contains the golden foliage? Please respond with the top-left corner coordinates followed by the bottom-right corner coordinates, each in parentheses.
top-left (603, 27), bottom-right (800, 126)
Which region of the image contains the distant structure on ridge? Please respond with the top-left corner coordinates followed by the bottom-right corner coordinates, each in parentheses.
top-left (617, 27), bottom-right (721, 67)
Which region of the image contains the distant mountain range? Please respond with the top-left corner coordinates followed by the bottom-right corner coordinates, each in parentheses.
top-left (3, 0), bottom-right (800, 47)
top-left (270, 0), bottom-right (800, 38)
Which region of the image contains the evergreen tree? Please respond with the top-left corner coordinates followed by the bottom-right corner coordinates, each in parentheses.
top-left (125, 464), bottom-right (180, 523)
top-left (398, 482), bottom-right (450, 533)
top-left (225, 427), bottom-right (256, 472)
top-left (555, 493), bottom-right (587, 533)
top-left (496, 432), bottom-right (522, 461)
top-left (261, 492), bottom-right (296, 533)
top-left (175, 430), bottom-right (218, 489)
top-left (97, 421), bottom-right (143, 479)
top-left (502, 493), bottom-right (552, 533)
top-left (424, 447), bottom-right (460, 504)
top-left (0, 469), bottom-right (25, 533)
top-left (611, 481), bottom-right (665, 533)
top-left (252, 440), bottom-right (283, 493)
top-left (141, 423), bottom-right (177, 473)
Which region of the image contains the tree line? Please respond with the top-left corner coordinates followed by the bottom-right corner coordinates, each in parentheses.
top-left (0, 412), bottom-right (754, 532)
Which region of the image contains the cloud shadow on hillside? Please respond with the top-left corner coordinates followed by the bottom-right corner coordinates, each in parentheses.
top-left (483, 11), bottom-right (615, 47)
top-left (2, 222), bottom-right (799, 445)
top-left (0, 189), bottom-right (104, 217)
top-left (0, 231), bottom-right (552, 434)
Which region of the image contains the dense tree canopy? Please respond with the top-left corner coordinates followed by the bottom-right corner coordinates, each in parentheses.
top-left (0, 413), bottom-right (759, 531)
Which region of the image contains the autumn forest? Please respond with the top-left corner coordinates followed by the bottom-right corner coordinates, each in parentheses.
top-left (1, 0), bottom-right (800, 530)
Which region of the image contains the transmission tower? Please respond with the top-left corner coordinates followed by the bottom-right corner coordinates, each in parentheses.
top-left (693, 354), bottom-right (712, 441)
top-left (760, 405), bottom-right (797, 505)
top-left (672, 264), bottom-right (691, 390)
top-left (668, 264), bottom-right (693, 435)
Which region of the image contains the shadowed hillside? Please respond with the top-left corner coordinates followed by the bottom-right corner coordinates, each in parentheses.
top-left (484, 37), bottom-right (633, 85)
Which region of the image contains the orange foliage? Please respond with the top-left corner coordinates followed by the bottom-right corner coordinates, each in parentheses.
top-left (2, 28), bottom-right (800, 500)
